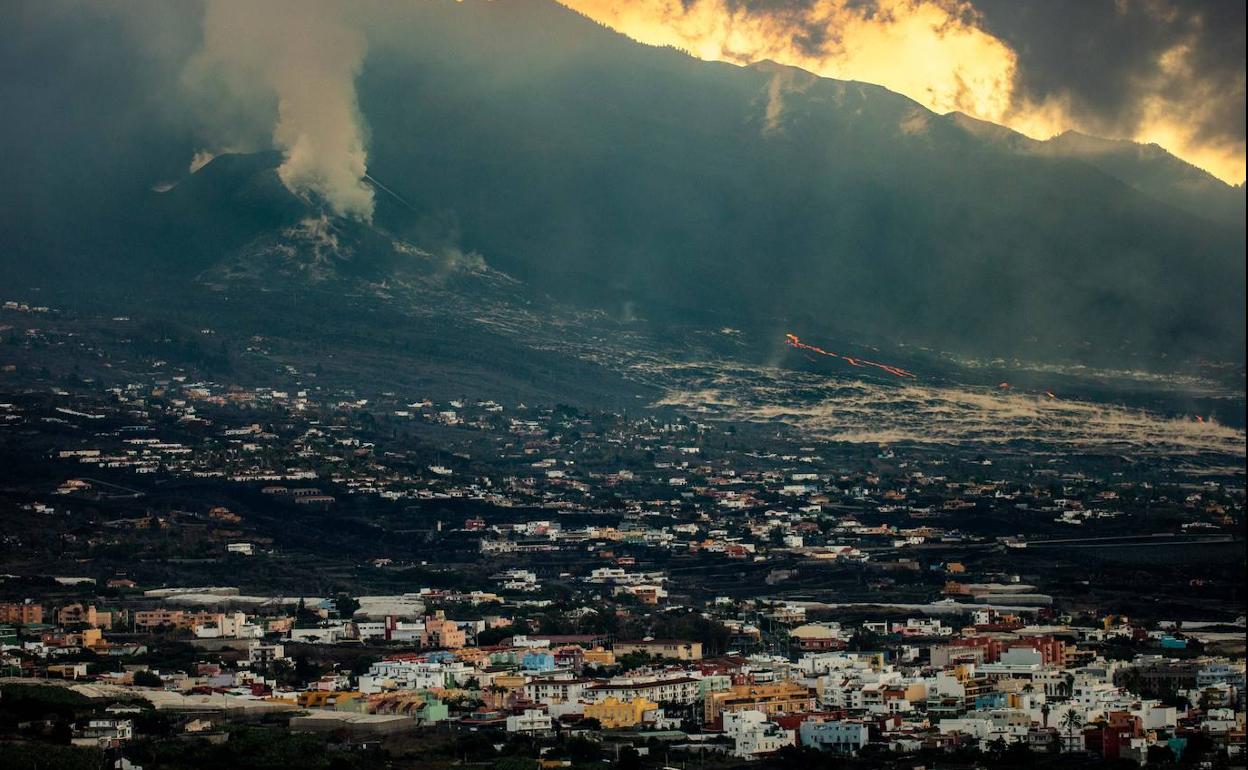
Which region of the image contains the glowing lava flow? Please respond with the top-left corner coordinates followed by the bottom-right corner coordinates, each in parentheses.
top-left (784, 333), bottom-right (917, 378)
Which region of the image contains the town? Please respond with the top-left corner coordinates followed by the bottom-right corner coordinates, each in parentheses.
top-left (1, 299), bottom-right (1244, 769)
top-left (5, 0), bottom-right (1247, 765)
top-left (1, 583), bottom-right (1244, 768)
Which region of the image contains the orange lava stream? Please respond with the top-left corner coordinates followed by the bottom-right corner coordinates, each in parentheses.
top-left (784, 333), bottom-right (917, 379)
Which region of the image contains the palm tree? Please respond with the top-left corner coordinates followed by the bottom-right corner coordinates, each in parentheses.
top-left (1059, 709), bottom-right (1084, 752)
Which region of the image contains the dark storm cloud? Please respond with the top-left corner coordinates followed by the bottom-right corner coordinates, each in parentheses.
top-left (970, 0), bottom-right (1245, 149)
top-left (710, 0), bottom-right (1244, 157)
top-left (577, 0), bottom-right (1243, 180)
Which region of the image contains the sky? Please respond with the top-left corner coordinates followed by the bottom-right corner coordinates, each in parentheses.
top-left (560, 0), bottom-right (1247, 185)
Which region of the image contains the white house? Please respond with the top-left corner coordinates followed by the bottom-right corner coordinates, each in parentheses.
top-left (506, 709), bottom-right (553, 733)
top-left (800, 719), bottom-right (869, 754)
top-left (723, 709), bottom-right (795, 758)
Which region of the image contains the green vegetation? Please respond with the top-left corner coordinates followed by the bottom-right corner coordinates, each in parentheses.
top-left (4, 745), bottom-right (105, 770)
top-left (126, 726), bottom-right (378, 770)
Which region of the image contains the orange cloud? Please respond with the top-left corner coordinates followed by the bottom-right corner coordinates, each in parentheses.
top-left (560, 0), bottom-right (1245, 184)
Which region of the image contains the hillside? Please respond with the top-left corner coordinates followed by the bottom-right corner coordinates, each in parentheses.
top-left (947, 113), bottom-right (1245, 227)
top-left (1, 0), bottom-right (1243, 367)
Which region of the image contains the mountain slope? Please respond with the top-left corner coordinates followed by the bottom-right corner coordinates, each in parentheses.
top-left (947, 112), bottom-right (1245, 227)
top-left (354, 0), bottom-right (1245, 363)
top-left (0, 0), bottom-right (1243, 368)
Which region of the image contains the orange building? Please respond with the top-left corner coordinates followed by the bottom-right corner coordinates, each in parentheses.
top-left (704, 681), bottom-right (815, 724)
top-left (583, 647), bottom-right (616, 667)
top-left (134, 610), bottom-right (187, 629)
top-left (421, 612), bottom-right (466, 649)
top-left (0, 602), bottom-right (43, 624)
top-left (584, 696), bottom-right (659, 729)
top-left (56, 604), bottom-right (112, 629)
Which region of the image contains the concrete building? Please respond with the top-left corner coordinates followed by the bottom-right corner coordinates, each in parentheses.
top-left (587, 676), bottom-right (702, 706)
top-left (56, 604), bottom-right (112, 629)
top-left (506, 709), bottom-right (553, 733)
top-left (524, 678), bottom-right (591, 705)
top-left (0, 602), bottom-right (43, 625)
top-left (705, 682), bottom-right (816, 724)
top-left (421, 613), bottom-right (466, 649)
top-left (800, 719), bottom-right (869, 754)
top-left (614, 639), bottom-right (702, 661)
top-left (723, 709), bottom-right (796, 757)
top-left (584, 696), bottom-right (659, 729)
top-left (290, 711), bottom-right (415, 736)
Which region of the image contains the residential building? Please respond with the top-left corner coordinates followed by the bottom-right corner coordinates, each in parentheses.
top-left (506, 709), bottom-right (553, 733)
top-left (800, 719), bottom-right (869, 754)
top-left (584, 696), bottom-right (659, 729)
top-left (614, 639), bottom-right (702, 661)
top-left (0, 602), bottom-right (43, 624)
top-left (705, 682), bottom-right (816, 724)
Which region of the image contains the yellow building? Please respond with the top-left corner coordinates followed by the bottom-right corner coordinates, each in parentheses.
top-left (704, 681), bottom-right (815, 723)
top-left (951, 663), bottom-right (976, 683)
top-left (481, 673), bottom-right (526, 708)
top-left (583, 647), bottom-right (616, 666)
top-left (490, 673), bottom-right (528, 690)
top-left (584, 696), bottom-right (658, 729)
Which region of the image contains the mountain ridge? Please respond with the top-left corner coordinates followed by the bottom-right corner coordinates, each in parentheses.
top-left (942, 112), bottom-right (1244, 227)
top-left (1, 0), bottom-right (1243, 369)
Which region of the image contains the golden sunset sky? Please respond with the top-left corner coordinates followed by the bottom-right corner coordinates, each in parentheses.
top-left (561, 0), bottom-right (1246, 185)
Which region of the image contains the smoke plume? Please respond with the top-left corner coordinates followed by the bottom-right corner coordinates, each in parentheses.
top-left (191, 0), bottom-right (375, 220)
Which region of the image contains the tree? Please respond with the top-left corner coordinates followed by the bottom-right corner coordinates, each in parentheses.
top-left (294, 598), bottom-right (321, 629)
top-left (616, 651), bottom-right (655, 672)
top-left (453, 732), bottom-right (498, 761)
top-left (293, 653), bottom-right (319, 683)
top-left (565, 736), bottom-right (602, 764)
top-left (1060, 673), bottom-right (1075, 698)
top-left (132, 670), bottom-right (163, 688)
top-left (848, 628), bottom-right (881, 652)
top-left (999, 739), bottom-right (1033, 766)
top-left (616, 746), bottom-right (642, 770)
top-left (1196, 689), bottom-right (1217, 713)
top-left (334, 594), bottom-right (360, 619)
top-left (1059, 709), bottom-right (1084, 750)
top-left (5, 745), bottom-right (103, 770)
top-left (1147, 744), bottom-right (1176, 764)
top-left (1179, 731), bottom-right (1213, 766)
top-left (477, 624), bottom-right (520, 646)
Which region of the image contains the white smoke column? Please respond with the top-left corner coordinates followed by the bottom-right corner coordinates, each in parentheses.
top-left (198, 0), bottom-right (374, 220)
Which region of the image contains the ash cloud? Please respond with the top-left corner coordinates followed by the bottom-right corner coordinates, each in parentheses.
top-left (971, 0), bottom-right (1245, 179)
top-left (4, 0), bottom-right (379, 221)
top-left (188, 0), bottom-right (375, 221)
